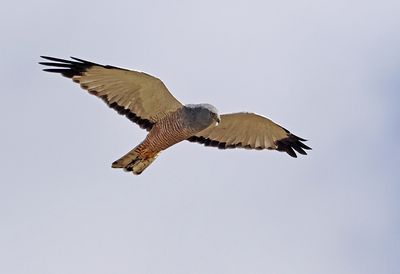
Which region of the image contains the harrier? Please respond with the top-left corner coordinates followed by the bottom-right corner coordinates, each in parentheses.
top-left (40, 56), bottom-right (311, 175)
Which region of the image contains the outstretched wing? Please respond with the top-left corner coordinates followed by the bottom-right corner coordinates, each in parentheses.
top-left (39, 56), bottom-right (183, 130)
top-left (187, 112), bottom-right (311, 157)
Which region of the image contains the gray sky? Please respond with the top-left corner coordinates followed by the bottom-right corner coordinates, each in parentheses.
top-left (1, 1), bottom-right (399, 274)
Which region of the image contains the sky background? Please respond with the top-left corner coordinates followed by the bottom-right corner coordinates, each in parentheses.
top-left (1, 0), bottom-right (399, 273)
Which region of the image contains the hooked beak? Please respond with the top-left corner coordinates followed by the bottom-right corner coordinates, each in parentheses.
top-left (215, 116), bottom-right (221, 126)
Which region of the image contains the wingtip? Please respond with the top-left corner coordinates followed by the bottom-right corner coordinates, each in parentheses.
top-left (275, 133), bottom-right (311, 158)
top-left (40, 55), bottom-right (56, 61)
top-left (286, 147), bottom-right (298, 158)
top-left (38, 62), bottom-right (53, 66)
top-left (39, 56), bottom-right (50, 64)
top-left (291, 134), bottom-right (307, 142)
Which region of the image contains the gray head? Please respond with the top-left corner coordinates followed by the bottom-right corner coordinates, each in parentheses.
top-left (183, 103), bottom-right (221, 131)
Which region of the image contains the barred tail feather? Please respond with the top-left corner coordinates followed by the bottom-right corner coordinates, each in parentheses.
top-left (112, 148), bottom-right (159, 175)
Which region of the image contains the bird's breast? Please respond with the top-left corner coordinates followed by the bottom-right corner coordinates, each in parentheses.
top-left (143, 110), bottom-right (199, 152)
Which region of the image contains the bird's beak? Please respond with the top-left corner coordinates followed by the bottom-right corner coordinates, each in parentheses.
top-left (215, 116), bottom-right (221, 126)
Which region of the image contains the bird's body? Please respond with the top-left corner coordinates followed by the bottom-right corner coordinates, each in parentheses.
top-left (40, 56), bottom-right (311, 175)
top-left (112, 105), bottom-right (219, 174)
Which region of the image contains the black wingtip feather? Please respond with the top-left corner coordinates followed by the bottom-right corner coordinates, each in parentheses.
top-left (275, 133), bottom-right (311, 158)
top-left (39, 62), bottom-right (74, 68)
top-left (286, 147), bottom-right (297, 158)
top-left (41, 56), bottom-right (78, 64)
top-left (39, 56), bottom-right (97, 79)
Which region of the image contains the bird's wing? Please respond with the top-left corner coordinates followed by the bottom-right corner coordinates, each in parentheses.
top-left (39, 56), bottom-right (183, 130)
top-left (187, 112), bottom-right (311, 157)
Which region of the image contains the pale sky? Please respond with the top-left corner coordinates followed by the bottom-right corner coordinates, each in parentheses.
top-left (1, 1), bottom-right (399, 274)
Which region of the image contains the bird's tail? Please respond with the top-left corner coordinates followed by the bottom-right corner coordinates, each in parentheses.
top-left (112, 147), bottom-right (159, 175)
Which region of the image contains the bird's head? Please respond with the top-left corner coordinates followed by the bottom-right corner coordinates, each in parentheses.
top-left (198, 103), bottom-right (220, 125)
top-left (184, 103), bottom-right (220, 129)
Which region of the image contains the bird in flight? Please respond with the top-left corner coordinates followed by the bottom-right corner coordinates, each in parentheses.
top-left (40, 56), bottom-right (311, 175)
